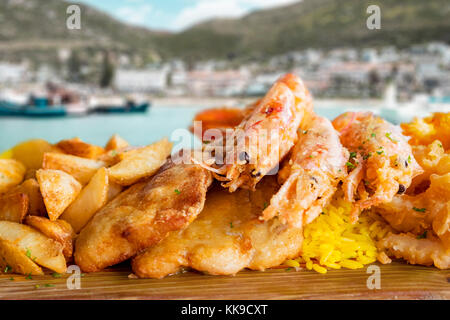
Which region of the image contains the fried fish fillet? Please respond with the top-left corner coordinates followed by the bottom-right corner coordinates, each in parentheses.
top-left (132, 177), bottom-right (303, 279)
top-left (74, 163), bottom-right (212, 272)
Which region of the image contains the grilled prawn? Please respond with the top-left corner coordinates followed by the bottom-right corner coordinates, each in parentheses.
top-left (201, 74), bottom-right (313, 192)
top-left (332, 112), bottom-right (423, 222)
top-left (261, 114), bottom-right (349, 227)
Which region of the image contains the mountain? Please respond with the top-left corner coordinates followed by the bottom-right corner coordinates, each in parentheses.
top-left (0, 0), bottom-right (449, 65)
top-left (0, 0), bottom-right (166, 65)
top-left (160, 0), bottom-right (450, 60)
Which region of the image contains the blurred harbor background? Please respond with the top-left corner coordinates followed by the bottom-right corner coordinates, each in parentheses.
top-left (1, 0), bottom-right (450, 150)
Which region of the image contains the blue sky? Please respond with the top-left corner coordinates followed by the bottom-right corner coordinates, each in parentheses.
top-left (74, 0), bottom-right (299, 31)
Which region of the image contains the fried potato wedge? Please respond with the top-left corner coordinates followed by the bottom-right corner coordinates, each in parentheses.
top-left (25, 216), bottom-right (74, 260)
top-left (0, 221), bottom-right (66, 273)
top-left (43, 152), bottom-right (105, 185)
top-left (0, 192), bottom-right (29, 223)
top-left (11, 139), bottom-right (61, 170)
top-left (105, 134), bottom-right (129, 151)
top-left (36, 169), bottom-right (82, 221)
top-left (107, 181), bottom-right (123, 203)
top-left (0, 159), bottom-right (26, 194)
top-left (61, 168), bottom-right (109, 233)
top-left (8, 179), bottom-right (46, 216)
top-left (75, 163), bottom-right (212, 272)
top-left (108, 138), bottom-right (173, 186)
top-left (56, 137), bottom-right (105, 159)
top-left (0, 239), bottom-right (44, 276)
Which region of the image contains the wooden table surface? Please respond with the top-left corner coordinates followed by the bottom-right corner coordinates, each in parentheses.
top-left (0, 262), bottom-right (448, 300)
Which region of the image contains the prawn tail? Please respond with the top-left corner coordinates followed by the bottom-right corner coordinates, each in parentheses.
top-left (261, 171), bottom-right (302, 225)
top-left (342, 155), bottom-right (364, 202)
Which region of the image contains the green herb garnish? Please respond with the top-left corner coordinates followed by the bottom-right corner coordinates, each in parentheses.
top-left (52, 273), bottom-right (61, 278)
top-left (25, 248), bottom-right (31, 258)
top-left (349, 152), bottom-right (357, 159)
top-left (44, 284), bottom-right (55, 287)
top-left (417, 231), bottom-right (427, 239)
top-left (363, 152), bottom-right (372, 160)
top-left (25, 274), bottom-right (32, 280)
top-left (229, 222), bottom-right (233, 229)
top-left (174, 189), bottom-right (181, 195)
top-left (376, 150), bottom-right (384, 155)
top-left (346, 162), bottom-right (355, 169)
top-left (371, 133), bottom-right (376, 138)
top-left (4, 265), bottom-right (11, 273)
top-left (385, 132), bottom-right (398, 143)
top-left (413, 207), bottom-right (426, 213)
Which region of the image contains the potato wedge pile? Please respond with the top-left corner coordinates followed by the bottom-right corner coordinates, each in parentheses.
top-left (0, 135), bottom-right (173, 275)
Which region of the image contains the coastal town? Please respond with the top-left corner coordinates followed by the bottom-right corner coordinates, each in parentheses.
top-left (1, 41), bottom-right (449, 104)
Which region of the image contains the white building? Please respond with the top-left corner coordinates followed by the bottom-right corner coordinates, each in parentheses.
top-left (114, 67), bottom-right (169, 93)
top-left (0, 62), bottom-right (28, 84)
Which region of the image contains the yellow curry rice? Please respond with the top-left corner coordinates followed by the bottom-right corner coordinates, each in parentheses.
top-left (284, 195), bottom-right (392, 273)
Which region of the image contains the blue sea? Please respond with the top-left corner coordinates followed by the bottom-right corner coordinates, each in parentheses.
top-left (0, 103), bottom-right (435, 152)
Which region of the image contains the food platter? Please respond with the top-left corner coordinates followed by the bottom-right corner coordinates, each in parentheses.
top-left (0, 74), bottom-right (449, 301)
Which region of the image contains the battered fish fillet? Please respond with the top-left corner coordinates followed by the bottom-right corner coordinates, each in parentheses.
top-left (74, 163), bottom-right (212, 272)
top-left (132, 177), bottom-right (303, 279)
top-left (378, 233), bottom-right (450, 269)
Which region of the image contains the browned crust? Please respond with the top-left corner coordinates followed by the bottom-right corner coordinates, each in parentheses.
top-left (74, 163), bottom-right (212, 272)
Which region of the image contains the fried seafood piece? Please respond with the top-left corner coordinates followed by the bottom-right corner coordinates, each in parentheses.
top-left (401, 112), bottom-right (450, 150)
top-left (375, 173), bottom-right (450, 251)
top-left (131, 177), bottom-right (303, 279)
top-left (261, 115), bottom-right (348, 228)
top-left (201, 73), bottom-right (313, 192)
top-left (378, 233), bottom-right (449, 269)
top-left (332, 112), bottom-right (423, 221)
top-left (74, 163), bottom-right (212, 272)
top-left (406, 140), bottom-right (449, 194)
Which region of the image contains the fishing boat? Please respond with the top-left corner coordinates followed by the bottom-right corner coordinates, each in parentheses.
top-left (0, 99), bottom-right (66, 117)
top-left (92, 101), bottom-right (150, 113)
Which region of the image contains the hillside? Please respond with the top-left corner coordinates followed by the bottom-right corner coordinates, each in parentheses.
top-left (0, 0), bottom-right (449, 64)
top-left (0, 0), bottom-right (165, 65)
top-left (161, 0), bottom-right (450, 60)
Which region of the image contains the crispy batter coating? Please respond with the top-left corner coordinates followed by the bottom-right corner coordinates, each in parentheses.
top-left (378, 232), bottom-right (449, 269)
top-left (74, 163), bottom-right (212, 272)
top-left (132, 177), bottom-right (303, 279)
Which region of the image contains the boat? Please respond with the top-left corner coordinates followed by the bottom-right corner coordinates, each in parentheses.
top-left (0, 100), bottom-right (66, 117)
top-left (92, 101), bottom-right (150, 113)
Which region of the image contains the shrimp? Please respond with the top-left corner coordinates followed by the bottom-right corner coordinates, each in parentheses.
top-left (201, 73), bottom-right (313, 192)
top-left (332, 112), bottom-right (423, 222)
top-left (261, 114), bottom-right (349, 228)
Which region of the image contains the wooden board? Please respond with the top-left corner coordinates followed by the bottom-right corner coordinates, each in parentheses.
top-left (0, 262), bottom-right (448, 300)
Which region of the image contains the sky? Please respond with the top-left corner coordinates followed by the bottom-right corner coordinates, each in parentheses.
top-left (74, 0), bottom-right (300, 32)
